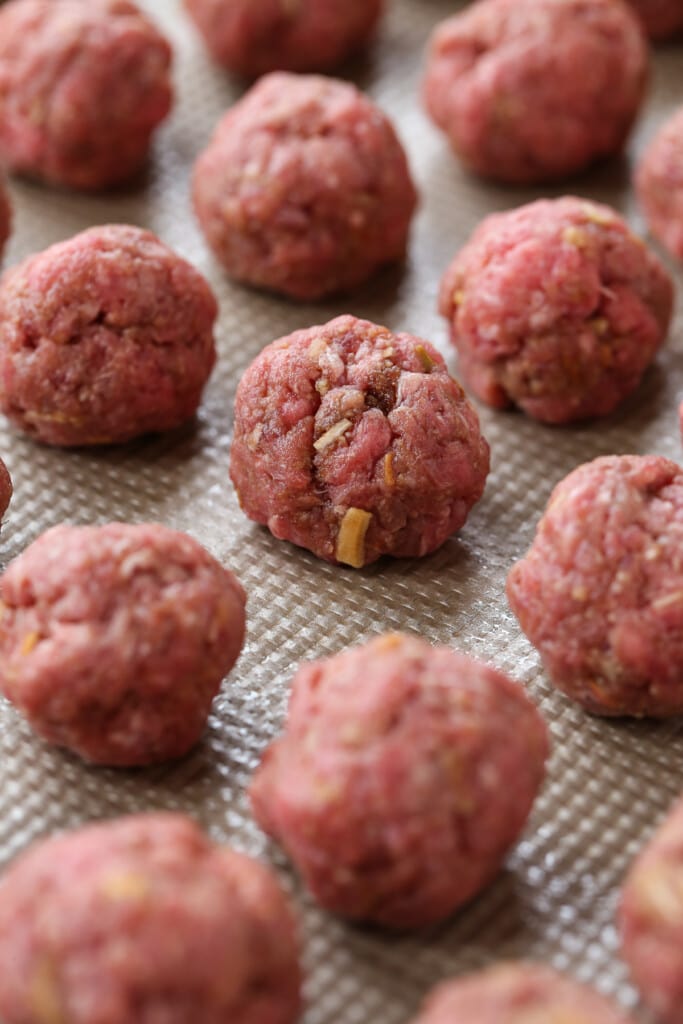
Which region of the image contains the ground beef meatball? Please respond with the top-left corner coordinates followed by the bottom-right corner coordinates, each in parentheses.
top-left (0, 456), bottom-right (11, 527)
top-left (0, 179), bottom-right (10, 261)
top-left (0, 522), bottom-right (246, 765)
top-left (627, 0), bottom-right (683, 38)
top-left (0, 224), bottom-right (217, 447)
top-left (183, 0), bottom-right (383, 77)
top-left (507, 454), bottom-right (683, 717)
top-left (637, 108), bottom-right (683, 260)
top-left (439, 197), bottom-right (673, 424)
top-left (620, 797), bottom-right (683, 1024)
top-left (230, 315), bottom-right (490, 568)
top-left (423, 0), bottom-right (648, 183)
top-left (410, 963), bottom-right (636, 1024)
top-left (0, 0), bottom-right (172, 191)
top-left (0, 814), bottom-right (302, 1024)
top-left (250, 633), bottom-right (549, 928)
top-left (192, 73), bottom-right (417, 300)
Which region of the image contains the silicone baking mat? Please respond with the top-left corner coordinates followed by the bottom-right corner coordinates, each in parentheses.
top-left (0, 0), bottom-right (682, 1019)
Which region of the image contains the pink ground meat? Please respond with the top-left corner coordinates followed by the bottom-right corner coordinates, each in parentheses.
top-left (637, 108), bottom-right (683, 260)
top-left (0, 0), bottom-right (172, 191)
top-left (0, 456), bottom-right (11, 526)
top-left (507, 455), bottom-right (683, 717)
top-left (411, 963), bottom-right (636, 1024)
top-left (230, 315), bottom-right (490, 568)
top-left (192, 73), bottom-right (417, 301)
top-left (183, 0), bottom-right (383, 77)
top-left (620, 797), bottom-right (683, 1024)
top-left (423, 0), bottom-right (648, 183)
top-left (0, 224), bottom-right (217, 447)
top-left (0, 179), bottom-right (10, 261)
top-left (250, 633), bottom-right (549, 928)
top-left (627, 0), bottom-right (683, 37)
top-left (0, 814), bottom-right (302, 1024)
top-left (0, 523), bottom-right (246, 765)
top-left (440, 197), bottom-right (673, 424)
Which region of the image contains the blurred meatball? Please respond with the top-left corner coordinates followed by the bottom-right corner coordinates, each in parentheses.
top-left (620, 797), bottom-right (683, 1024)
top-left (440, 197), bottom-right (672, 423)
top-left (0, 523), bottom-right (246, 765)
top-left (251, 633), bottom-right (549, 928)
top-left (637, 107), bottom-right (683, 260)
top-left (423, 0), bottom-right (648, 183)
top-left (508, 455), bottom-right (683, 717)
top-left (192, 73), bottom-right (417, 300)
top-left (0, 814), bottom-right (302, 1024)
top-left (230, 315), bottom-right (490, 567)
top-left (0, 0), bottom-right (172, 190)
top-left (411, 963), bottom-right (636, 1024)
top-left (184, 0), bottom-right (383, 77)
top-left (0, 224), bottom-right (217, 446)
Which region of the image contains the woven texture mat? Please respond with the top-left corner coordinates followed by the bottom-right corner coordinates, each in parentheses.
top-left (0, 0), bottom-right (682, 1018)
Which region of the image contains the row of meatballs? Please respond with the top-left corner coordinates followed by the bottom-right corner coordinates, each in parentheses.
top-left (0, 810), bottom-right (678, 1024)
top-left (1, 0), bottom-right (683, 302)
top-left (0, 610), bottom-right (679, 1021)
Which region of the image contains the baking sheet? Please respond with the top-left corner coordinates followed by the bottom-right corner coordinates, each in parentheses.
top-left (0, 0), bottom-right (682, 1018)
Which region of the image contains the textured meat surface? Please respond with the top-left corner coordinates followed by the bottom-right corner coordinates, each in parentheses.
top-left (230, 315), bottom-right (490, 567)
top-left (0, 0), bottom-right (172, 190)
top-left (0, 814), bottom-right (302, 1024)
top-left (423, 0), bottom-right (648, 183)
top-left (412, 963), bottom-right (636, 1024)
top-left (637, 107), bottom-right (683, 260)
top-left (192, 73), bottom-right (417, 300)
top-left (620, 797), bottom-right (683, 1024)
top-left (0, 523), bottom-right (246, 765)
top-left (183, 0), bottom-right (383, 77)
top-left (0, 179), bottom-right (10, 261)
top-left (250, 633), bottom-right (549, 928)
top-left (507, 455), bottom-right (683, 717)
top-left (627, 0), bottom-right (683, 37)
top-left (0, 224), bottom-right (217, 446)
top-left (439, 197), bottom-right (673, 424)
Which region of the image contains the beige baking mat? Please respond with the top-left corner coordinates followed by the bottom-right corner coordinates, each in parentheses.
top-left (0, 0), bottom-right (681, 1018)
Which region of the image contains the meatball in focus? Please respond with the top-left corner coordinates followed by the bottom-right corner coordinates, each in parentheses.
top-left (230, 315), bottom-right (490, 567)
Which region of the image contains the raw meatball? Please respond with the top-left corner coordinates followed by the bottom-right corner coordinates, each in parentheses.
top-left (507, 454), bottom-right (683, 717)
top-left (250, 633), bottom-right (549, 928)
top-left (0, 178), bottom-right (10, 261)
top-left (439, 197), bottom-right (673, 424)
top-left (0, 813), bottom-right (302, 1024)
top-left (637, 108), bottom-right (683, 260)
top-left (627, 0), bottom-right (683, 38)
top-left (0, 0), bottom-right (172, 190)
top-left (192, 73), bottom-right (417, 300)
top-left (0, 455), bottom-right (11, 527)
top-left (0, 522), bottom-right (246, 765)
top-left (423, 0), bottom-right (648, 183)
top-left (230, 315), bottom-right (490, 568)
top-left (183, 0), bottom-right (384, 77)
top-left (0, 224), bottom-right (217, 447)
top-left (411, 963), bottom-right (636, 1024)
top-left (620, 797), bottom-right (683, 1024)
